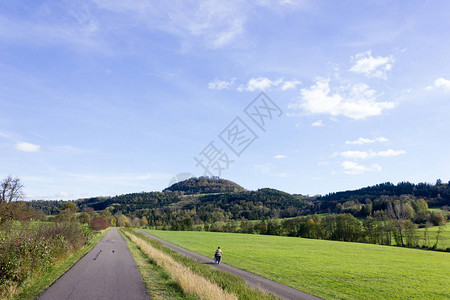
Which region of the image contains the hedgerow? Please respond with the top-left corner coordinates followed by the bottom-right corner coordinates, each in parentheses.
top-left (0, 221), bottom-right (90, 298)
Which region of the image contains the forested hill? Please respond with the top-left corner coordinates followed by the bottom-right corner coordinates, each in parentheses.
top-left (318, 181), bottom-right (450, 206)
top-left (75, 192), bottom-right (180, 212)
top-left (31, 179), bottom-right (450, 227)
top-left (162, 177), bottom-right (245, 194)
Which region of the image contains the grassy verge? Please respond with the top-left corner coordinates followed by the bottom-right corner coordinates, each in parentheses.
top-left (119, 229), bottom-right (195, 300)
top-left (123, 229), bottom-right (277, 300)
top-left (12, 228), bottom-right (109, 300)
top-left (144, 229), bottom-right (450, 300)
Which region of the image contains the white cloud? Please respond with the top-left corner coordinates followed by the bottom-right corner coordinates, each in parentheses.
top-left (341, 161), bottom-right (382, 175)
top-left (311, 120), bottom-right (324, 127)
top-left (339, 149), bottom-right (406, 159)
top-left (237, 77), bottom-right (301, 92)
top-left (238, 77), bottom-right (283, 91)
top-left (208, 78), bottom-right (235, 90)
top-left (340, 151), bottom-right (371, 159)
top-left (345, 137), bottom-right (389, 145)
top-left (377, 149), bottom-right (406, 157)
top-left (274, 154), bottom-right (287, 159)
top-left (281, 80), bottom-right (302, 90)
top-left (289, 79), bottom-right (396, 120)
top-left (349, 51), bottom-right (394, 79)
top-left (15, 142), bottom-right (40, 153)
top-left (426, 77), bottom-right (450, 92)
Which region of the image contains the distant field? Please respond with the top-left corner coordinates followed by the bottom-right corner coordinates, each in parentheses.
top-left (417, 222), bottom-right (450, 249)
top-left (145, 230), bottom-right (450, 300)
top-left (429, 207), bottom-right (450, 216)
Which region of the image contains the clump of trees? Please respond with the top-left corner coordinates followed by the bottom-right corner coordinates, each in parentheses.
top-left (0, 176), bottom-right (45, 224)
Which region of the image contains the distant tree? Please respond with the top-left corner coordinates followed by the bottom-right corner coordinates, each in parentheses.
top-left (116, 213), bottom-right (131, 227)
top-left (0, 176), bottom-right (24, 203)
top-left (90, 217), bottom-right (108, 230)
top-left (52, 207), bottom-right (77, 223)
top-left (429, 211), bottom-right (446, 226)
top-left (387, 200), bottom-right (415, 246)
top-left (78, 212), bottom-right (91, 224)
top-left (62, 202), bottom-right (79, 213)
top-left (403, 220), bottom-right (418, 247)
top-left (0, 176), bottom-right (25, 223)
top-left (433, 221), bottom-right (447, 249)
top-left (141, 216), bottom-right (148, 227)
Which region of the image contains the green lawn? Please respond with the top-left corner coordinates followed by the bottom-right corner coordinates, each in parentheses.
top-left (144, 230), bottom-right (450, 300)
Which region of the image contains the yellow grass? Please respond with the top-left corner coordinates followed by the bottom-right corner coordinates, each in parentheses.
top-left (122, 230), bottom-right (237, 300)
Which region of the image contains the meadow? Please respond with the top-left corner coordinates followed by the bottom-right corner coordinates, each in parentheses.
top-left (417, 222), bottom-right (450, 249)
top-left (145, 230), bottom-right (450, 300)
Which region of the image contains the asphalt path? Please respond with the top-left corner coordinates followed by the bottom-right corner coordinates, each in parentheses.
top-left (136, 230), bottom-right (321, 300)
top-left (39, 227), bottom-right (149, 300)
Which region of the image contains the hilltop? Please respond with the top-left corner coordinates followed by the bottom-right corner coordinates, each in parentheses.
top-left (163, 177), bottom-right (245, 194)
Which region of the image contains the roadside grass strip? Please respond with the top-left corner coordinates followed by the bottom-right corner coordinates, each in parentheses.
top-left (122, 230), bottom-right (237, 300)
top-left (120, 230), bottom-right (194, 299)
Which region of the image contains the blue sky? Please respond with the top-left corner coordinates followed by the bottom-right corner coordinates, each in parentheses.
top-left (1, 0), bottom-right (449, 200)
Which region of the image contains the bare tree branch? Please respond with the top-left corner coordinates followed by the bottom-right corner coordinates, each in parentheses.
top-left (0, 176), bottom-right (24, 204)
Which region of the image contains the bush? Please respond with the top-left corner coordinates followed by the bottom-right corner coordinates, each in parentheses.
top-left (90, 217), bottom-right (108, 230)
top-left (429, 211), bottom-right (446, 226)
top-left (0, 221), bottom-right (90, 298)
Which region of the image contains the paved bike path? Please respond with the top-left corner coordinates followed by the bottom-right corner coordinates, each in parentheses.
top-left (136, 230), bottom-right (321, 300)
top-left (39, 227), bottom-right (149, 300)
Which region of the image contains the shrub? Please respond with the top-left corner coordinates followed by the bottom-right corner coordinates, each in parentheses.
top-left (0, 221), bottom-right (90, 298)
top-left (90, 217), bottom-right (108, 231)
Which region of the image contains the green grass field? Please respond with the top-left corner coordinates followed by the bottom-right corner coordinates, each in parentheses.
top-left (429, 207), bottom-right (450, 216)
top-left (144, 230), bottom-right (450, 300)
top-left (417, 223), bottom-right (450, 249)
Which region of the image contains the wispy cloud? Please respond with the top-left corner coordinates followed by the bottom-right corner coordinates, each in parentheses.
top-left (208, 78), bottom-right (236, 90)
top-left (311, 120), bottom-right (324, 127)
top-left (52, 145), bottom-right (96, 154)
top-left (289, 78), bottom-right (396, 120)
top-left (345, 137), bottom-right (388, 145)
top-left (349, 51), bottom-right (394, 79)
top-left (426, 77), bottom-right (450, 92)
top-left (341, 161), bottom-right (382, 175)
top-left (3, 1), bottom-right (294, 52)
top-left (0, 131), bottom-right (11, 139)
top-left (274, 154), bottom-right (287, 159)
top-left (338, 149), bottom-right (406, 159)
top-left (15, 142), bottom-right (40, 153)
top-left (237, 77), bottom-right (301, 92)
top-left (238, 77), bottom-right (283, 91)
top-left (0, 11), bottom-right (104, 53)
top-left (92, 0), bottom-right (252, 49)
top-left (281, 80), bottom-right (302, 91)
